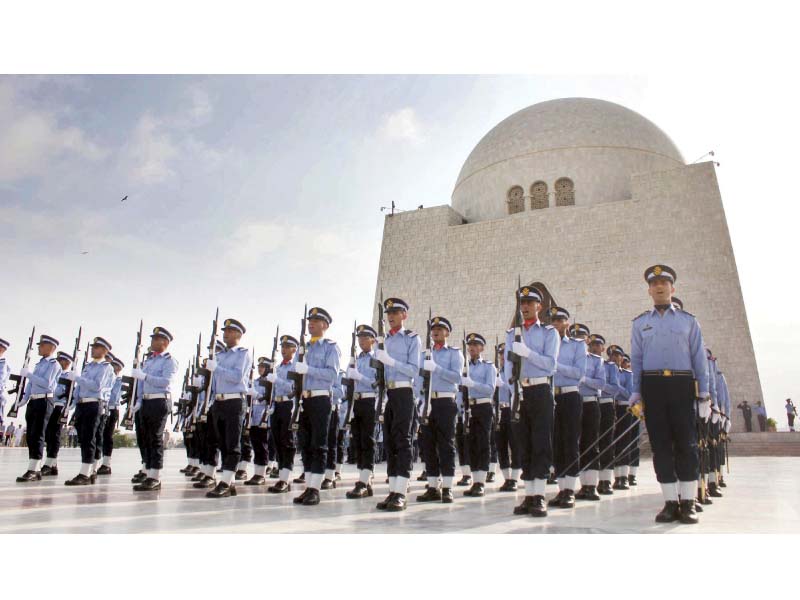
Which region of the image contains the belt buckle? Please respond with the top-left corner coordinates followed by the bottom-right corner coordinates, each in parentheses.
top-left (388, 382), bottom-right (396, 389)
top-left (663, 369), bottom-right (672, 377)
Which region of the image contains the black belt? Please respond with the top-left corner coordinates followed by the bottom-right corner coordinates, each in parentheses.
top-left (642, 370), bottom-right (693, 377)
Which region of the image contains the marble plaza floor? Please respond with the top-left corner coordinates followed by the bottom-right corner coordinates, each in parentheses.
top-left (0, 448), bottom-right (798, 534)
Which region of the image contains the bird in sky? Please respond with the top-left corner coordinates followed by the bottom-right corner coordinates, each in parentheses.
top-left (121, 195), bottom-right (128, 202)
top-left (81, 251), bottom-right (89, 255)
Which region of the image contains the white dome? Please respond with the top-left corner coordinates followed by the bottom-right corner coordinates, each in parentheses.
top-left (451, 98), bottom-right (684, 222)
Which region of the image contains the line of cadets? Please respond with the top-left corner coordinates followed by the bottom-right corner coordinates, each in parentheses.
top-left (0, 263), bottom-right (735, 523)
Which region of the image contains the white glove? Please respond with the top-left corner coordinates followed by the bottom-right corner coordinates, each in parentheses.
top-left (629, 392), bottom-right (642, 406)
top-left (375, 349), bottom-right (396, 367)
top-left (711, 411), bottom-right (720, 424)
top-left (579, 376), bottom-right (586, 385)
top-left (724, 419), bottom-right (731, 433)
top-left (293, 362), bottom-right (309, 375)
top-left (697, 398), bottom-right (711, 420)
top-left (19, 367), bottom-right (32, 378)
top-left (461, 376), bottom-right (475, 388)
top-left (423, 359), bottom-right (437, 373)
top-left (268, 406), bottom-right (275, 416)
top-left (131, 368), bottom-right (147, 381)
top-left (64, 371), bottom-right (78, 382)
top-left (205, 359), bottom-right (217, 372)
top-left (266, 373), bottom-right (277, 383)
top-left (192, 376), bottom-right (204, 387)
top-left (511, 341), bottom-right (531, 358)
top-left (495, 376), bottom-right (504, 388)
top-left (346, 367), bottom-right (363, 381)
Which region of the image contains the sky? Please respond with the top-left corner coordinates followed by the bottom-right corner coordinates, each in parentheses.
top-left (1, 74), bottom-right (798, 427)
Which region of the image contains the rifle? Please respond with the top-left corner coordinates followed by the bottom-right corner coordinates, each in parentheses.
top-left (172, 365), bottom-right (191, 433)
top-left (198, 309), bottom-right (220, 423)
top-left (67, 343), bottom-right (90, 427)
top-left (370, 291), bottom-right (387, 424)
top-left (418, 308), bottom-right (433, 428)
top-left (57, 326), bottom-right (83, 426)
top-left (6, 326), bottom-right (35, 418)
top-left (289, 305), bottom-right (308, 431)
top-left (507, 276), bottom-right (523, 423)
top-left (242, 346), bottom-right (255, 439)
top-left (258, 326), bottom-right (280, 429)
top-left (493, 336), bottom-right (501, 432)
top-left (461, 331), bottom-right (471, 435)
top-left (183, 333), bottom-right (202, 436)
top-left (342, 322), bottom-right (357, 431)
top-left (574, 411), bottom-right (644, 476)
top-left (120, 320), bottom-right (144, 429)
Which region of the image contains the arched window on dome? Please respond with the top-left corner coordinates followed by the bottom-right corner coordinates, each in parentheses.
top-left (555, 177), bottom-right (575, 206)
top-left (530, 181), bottom-right (548, 210)
top-left (507, 185), bottom-right (524, 214)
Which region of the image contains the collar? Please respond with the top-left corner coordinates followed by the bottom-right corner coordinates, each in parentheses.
top-left (469, 357), bottom-right (482, 365)
top-left (389, 326), bottom-right (402, 336)
top-left (651, 304), bottom-right (676, 315)
top-left (359, 350), bottom-right (373, 358)
top-left (433, 343), bottom-right (447, 351)
top-left (523, 319), bottom-right (540, 330)
top-left (588, 352), bottom-right (602, 358)
top-left (281, 359), bottom-right (291, 366)
top-left (309, 336), bottom-right (325, 345)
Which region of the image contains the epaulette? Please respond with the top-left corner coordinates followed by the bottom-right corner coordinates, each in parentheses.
top-left (506, 327), bottom-right (513, 334)
top-left (47, 357), bottom-right (57, 362)
top-left (324, 338), bottom-right (337, 345)
top-left (588, 353), bottom-right (601, 358)
top-left (681, 310), bottom-right (696, 318)
top-left (406, 330), bottom-right (418, 338)
top-left (545, 324), bottom-right (555, 330)
top-left (633, 310), bottom-right (650, 321)
top-left (234, 346), bottom-right (247, 352)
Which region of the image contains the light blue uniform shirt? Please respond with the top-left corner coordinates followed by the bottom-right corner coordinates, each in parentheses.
top-left (716, 372), bottom-right (730, 415)
top-left (383, 328), bottom-right (421, 384)
top-left (273, 361), bottom-right (296, 398)
top-left (707, 356), bottom-right (718, 408)
top-left (554, 337), bottom-right (587, 388)
top-left (617, 369), bottom-right (632, 401)
top-left (75, 360), bottom-right (114, 401)
top-left (466, 358), bottom-right (497, 399)
top-left (496, 363), bottom-right (511, 406)
top-left (504, 322), bottom-right (560, 379)
top-left (430, 345), bottom-right (462, 393)
top-left (355, 351), bottom-right (377, 393)
top-left (630, 305), bottom-right (709, 396)
top-left (108, 376), bottom-right (123, 409)
top-left (600, 361), bottom-right (621, 399)
top-left (141, 352), bottom-right (179, 396)
top-left (293, 338), bottom-right (340, 393)
top-left (579, 353), bottom-right (606, 397)
top-left (332, 371), bottom-right (344, 409)
top-left (22, 355), bottom-right (62, 402)
top-left (250, 377), bottom-right (267, 424)
top-left (212, 346), bottom-right (252, 395)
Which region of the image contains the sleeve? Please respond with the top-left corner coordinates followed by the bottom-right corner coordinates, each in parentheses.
top-left (523, 328), bottom-right (559, 374)
top-left (217, 351), bottom-right (251, 385)
top-left (471, 362), bottom-right (496, 398)
top-left (393, 335), bottom-right (421, 379)
top-left (600, 364), bottom-right (620, 396)
top-left (689, 319), bottom-right (709, 396)
top-left (707, 358), bottom-right (718, 406)
top-left (77, 366), bottom-right (104, 393)
top-left (631, 322), bottom-right (643, 395)
top-left (436, 350), bottom-right (462, 385)
top-left (306, 344), bottom-right (340, 386)
top-left (27, 362), bottom-right (61, 392)
top-left (557, 343), bottom-right (586, 380)
top-left (583, 358), bottom-right (605, 392)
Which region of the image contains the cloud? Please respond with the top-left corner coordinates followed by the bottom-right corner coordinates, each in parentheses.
top-left (0, 79), bottom-right (106, 184)
top-left (377, 107), bottom-right (425, 144)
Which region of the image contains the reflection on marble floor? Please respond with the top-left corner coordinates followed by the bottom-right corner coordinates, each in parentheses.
top-left (0, 448), bottom-right (797, 534)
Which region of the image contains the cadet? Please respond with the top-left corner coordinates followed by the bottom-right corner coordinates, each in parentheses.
top-left (597, 343), bottom-right (623, 495)
top-left (16, 334), bottom-right (62, 482)
top-left (505, 285), bottom-right (559, 518)
top-left (97, 356), bottom-right (124, 475)
top-left (630, 264), bottom-right (710, 524)
top-left (345, 324), bottom-right (378, 499)
top-left (372, 298), bottom-right (421, 512)
top-left (266, 335), bottom-right (298, 493)
top-left (245, 356), bottom-right (270, 485)
top-left (612, 348), bottom-right (634, 490)
top-left (621, 353), bottom-right (640, 485)
top-left (494, 343), bottom-right (522, 492)
top-left (64, 337), bottom-right (114, 486)
top-left (190, 339), bottom-right (225, 488)
top-left (461, 333), bottom-right (498, 498)
top-left (715, 366), bottom-right (731, 487)
top-left (322, 370), bottom-right (345, 489)
top-left (0, 339), bottom-right (10, 425)
top-left (129, 327), bottom-right (178, 491)
top-left (573, 328), bottom-right (605, 500)
top-left (291, 307), bottom-right (341, 506)
top-left (549, 308), bottom-right (587, 509)
top-left (43, 350), bottom-right (74, 476)
top-left (205, 319), bottom-right (252, 498)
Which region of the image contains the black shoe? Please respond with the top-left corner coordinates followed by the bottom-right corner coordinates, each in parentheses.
top-left (321, 478), bottom-right (336, 490)
top-left (679, 499), bottom-right (699, 524)
top-left (613, 476), bottom-right (630, 490)
top-left (302, 488), bottom-right (321, 506)
top-left (386, 493), bottom-right (407, 511)
top-left (235, 470), bottom-right (248, 481)
top-left (133, 478), bottom-right (161, 491)
top-left (529, 495), bottom-right (547, 517)
top-left (268, 480), bottom-right (291, 493)
top-left (385, 477), bottom-right (389, 483)
top-left (699, 491), bottom-right (713, 506)
top-left (597, 480), bottom-right (614, 495)
top-left (499, 479), bottom-right (518, 492)
top-left (708, 482), bottom-right (723, 498)
top-left (457, 475), bottom-right (472, 487)
top-left (89, 472), bottom-right (97, 484)
top-left (416, 487), bottom-right (442, 502)
top-left (546, 474), bottom-right (558, 485)
top-left (376, 492), bottom-right (396, 510)
top-left (548, 490), bottom-right (565, 507)
top-left (346, 482), bottom-right (374, 499)
top-left (206, 482), bottom-right (237, 498)
top-left (186, 466), bottom-right (200, 477)
top-left (191, 471), bottom-right (206, 482)
top-left (514, 496), bottom-right (534, 515)
top-left (694, 500), bottom-right (704, 513)
top-left (269, 467), bottom-right (280, 478)
top-left (655, 500), bottom-right (681, 523)
top-left (245, 475), bottom-right (267, 486)
top-left (16, 470), bottom-right (41, 482)
top-left (583, 485), bottom-right (601, 501)
top-left (416, 471), bottom-right (428, 481)
top-left (193, 475), bottom-right (215, 489)
top-left (47, 466), bottom-right (59, 476)
top-left (293, 488), bottom-right (310, 504)
top-left (131, 472), bottom-right (147, 484)
top-left (97, 465), bottom-right (112, 476)
top-left (293, 473), bottom-right (306, 484)
top-left (179, 464), bottom-right (191, 473)
top-left (486, 471), bottom-right (496, 483)
top-left (40, 465), bottom-right (53, 477)
top-left (464, 482), bottom-right (485, 497)
top-left (559, 489), bottom-right (576, 509)
top-left (441, 488), bottom-right (454, 503)
top-left (65, 474), bottom-right (91, 486)
top-left (628, 474), bottom-right (637, 486)
top-left (335, 472), bottom-right (342, 481)
top-left (718, 476), bottom-right (727, 488)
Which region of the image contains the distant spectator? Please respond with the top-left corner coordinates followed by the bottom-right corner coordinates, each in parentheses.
top-left (16, 425), bottom-right (25, 447)
top-left (738, 401), bottom-right (753, 432)
top-left (754, 401), bottom-right (767, 432)
top-left (787, 399), bottom-right (798, 432)
top-left (5, 423), bottom-right (15, 446)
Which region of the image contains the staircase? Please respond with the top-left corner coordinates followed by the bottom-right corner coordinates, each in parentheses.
top-left (639, 432), bottom-right (800, 457)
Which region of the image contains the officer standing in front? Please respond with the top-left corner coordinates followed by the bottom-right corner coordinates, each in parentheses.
top-left (16, 334), bottom-right (62, 482)
top-left (630, 264), bottom-right (710, 524)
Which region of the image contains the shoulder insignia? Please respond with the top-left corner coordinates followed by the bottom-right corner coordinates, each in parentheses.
top-left (545, 324), bottom-right (554, 330)
top-left (632, 310), bottom-right (649, 322)
top-left (681, 310), bottom-right (696, 318)
top-left (406, 330), bottom-right (418, 338)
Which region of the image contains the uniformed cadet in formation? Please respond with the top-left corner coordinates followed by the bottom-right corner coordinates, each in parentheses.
top-left (460, 332), bottom-right (497, 498)
top-left (549, 308), bottom-right (586, 509)
top-left (493, 343), bottom-right (522, 492)
top-left (64, 337), bottom-right (114, 486)
top-left (611, 348), bottom-right (634, 490)
top-left (505, 285), bottom-right (559, 517)
top-left (188, 339), bottom-right (225, 488)
top-left (243, 356), bottom-right (270, 485)
top-left (265, 335), bottom-right (298, 493)
top-left (596, 343), bottom-right (622, 495)
top-left (322, 369), bottom-right (344, 489)
top-left (16, 334), bottom-right (62, 482)
top-left (620, 353), bottom-right (640, 486)
top-left (0, 338), bottom-right (10, 420)
top-left (129, 327), bottom-right (178, 491)
top-left (291, 307), bottom-right (341, 506)
top-left (630, 264), bottom-right (709, 524)
top-left (373, 298), bottom-right (420, 512)
top-left (416, 316), bottom-right (461, 504)
top-left (344, 324), bottom-right (379, 499)
top-left (42, 350), bottom-right (74, 476)
top-left (97, 355), bottom-right (124, 474)
top-left (576, 331), bottom-right (605, 500)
